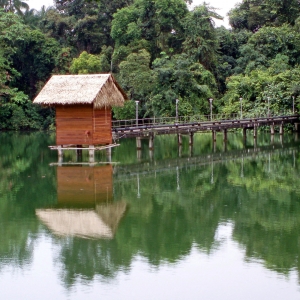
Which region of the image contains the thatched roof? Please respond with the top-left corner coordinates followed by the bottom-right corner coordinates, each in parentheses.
top-left (33, 74), bottom-right (128, 109)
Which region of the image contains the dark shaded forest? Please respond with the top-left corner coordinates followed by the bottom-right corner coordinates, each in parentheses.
top-left (1, 0), bottom-right (300, 130)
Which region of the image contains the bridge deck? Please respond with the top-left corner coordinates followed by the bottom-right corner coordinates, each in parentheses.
top-left (112, 115), bottom-right (299, 139)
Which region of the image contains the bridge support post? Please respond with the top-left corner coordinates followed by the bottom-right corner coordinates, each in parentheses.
top-left (213, 140), bottom-right (216, 152)
top-left (137, 150), bottom-right (141, 161)
top-left (178, 145), bottom-right (182, 157)
top-left (254, 137), bottom-right (257, 148)
top-left (270, 124), bottom-right (275, 135)
top-left (280, 135), bottom-right (283, 145)
top-left (149, 133), bottom-right (154, 150)
top-left (279, 124), bottom-right (284, 135)
top-left (149, 149), bottom-right (154, 160)
top-left (189, 145), bottom-right (193, 157)
top-left (178, 133), bottom-right (182, 146)
top-left (253, 126), bottom-right (257, 139)
top-left (212, 130), bottom-right (217, 142)
top-left (223, 129), bottom-right (227, 141)
top-left (136, 137), bottom-right (142, 150)
top-left (243, 128), bottom-right (247, 140)
top-left (189, 132), bottom-right (194, 145)
top-left (270, 134), bottom-right (274, 145)
top-left (295, 123), bottom-right (300, 132)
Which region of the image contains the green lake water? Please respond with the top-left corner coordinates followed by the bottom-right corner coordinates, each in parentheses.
top-left (1, 131), bottom-right (300, 299)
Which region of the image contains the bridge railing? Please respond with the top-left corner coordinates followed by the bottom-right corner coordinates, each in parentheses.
top-left (112, 113), bottom-right (240, 129)
top-left (112, 110), bottom-right (297, 129)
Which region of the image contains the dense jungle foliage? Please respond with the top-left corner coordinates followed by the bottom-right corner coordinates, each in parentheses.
top-left (1, 0), bottom-right (300, 130)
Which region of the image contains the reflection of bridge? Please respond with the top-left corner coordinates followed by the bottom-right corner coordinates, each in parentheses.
top-left (112, 115), bottom-right (300, 149)
top-left (113, 142), bottom-right (299, 199)
top-left (114, 143), bottom-right (299, 179)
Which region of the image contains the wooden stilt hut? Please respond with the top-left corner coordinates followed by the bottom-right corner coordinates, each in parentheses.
top-left (33, 74), bottom-right (127, 147)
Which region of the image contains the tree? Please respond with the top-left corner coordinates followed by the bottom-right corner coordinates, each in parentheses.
top-left (112, 0), bottom-right (188, 60)
top-left (234, 25), bottom-right (300, 75)
top-left (183, 4), bottom-right (222, 70)
top-left (221, 62), bottom-right (300, 117)
top-left (11, 29), bottom-right (61, 97)
top-left (0, 0), bottom-right (29, 14)
top-left (149, 52), bottom-right (217, 117)
top-left (53, 0), bottom-right (133, 53)
top-left (118, 49), bottom-right (154, 101)
top-left (70, 50), bottom-right (101, 74)
top-left (229, 0), bottom-right (300, 31)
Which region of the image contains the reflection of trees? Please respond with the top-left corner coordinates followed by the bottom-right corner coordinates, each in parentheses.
top-left (2, 132), bottom-right (300, 288)
top-left (57, 238), bottom-right (131, 287)
top-left (111, 144), bottom-right (300, 280)
top-left (0, 132), bottom-right (56, 269)
top-left (56, 142), bottom-right (300, 286)
top-left (227, 156), bottom-right (300, 275)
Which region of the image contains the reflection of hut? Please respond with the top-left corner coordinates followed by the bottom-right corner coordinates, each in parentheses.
top-left (57, 165), bottom-right (113, 207)
top-left (36, 165), bottom-right (127, 239)
top-left (33, 74), bottom-right (127, 147)
top-left (36, 202), bottom-right (127, 239)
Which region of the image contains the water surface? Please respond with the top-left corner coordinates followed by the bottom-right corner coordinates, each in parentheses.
top-left (1, 131), bottom-right (300, 299)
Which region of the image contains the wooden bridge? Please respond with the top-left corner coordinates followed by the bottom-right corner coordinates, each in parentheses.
top-left (112, 113), bottom-right (300, 149)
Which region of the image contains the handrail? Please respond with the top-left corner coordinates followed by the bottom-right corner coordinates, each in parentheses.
top-left (112, 112), bottom-right (298, 130)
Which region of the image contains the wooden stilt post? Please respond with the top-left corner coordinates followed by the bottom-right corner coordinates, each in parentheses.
top-left (58, 146), bottom-right (63, 165)
top-left (76, 145), bottom-right (82, 161)
top-left (58, 145), bottom-right (63, 158)
top-left (106, 147), bottom-right (111, 163)
top-left (89, 145), bottom-right (95, 163)
top-left (270, 134), bottom-right (274, 145)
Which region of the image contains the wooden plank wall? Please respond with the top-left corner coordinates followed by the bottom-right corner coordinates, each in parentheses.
top-left (56, 105), bottom-right (112, 145)
top-left (93, 107), bottom-right (112, 145)
top-left (56, 105), bottom-right (93, 145)
top-left (57, 165), bottom-right (113, 206)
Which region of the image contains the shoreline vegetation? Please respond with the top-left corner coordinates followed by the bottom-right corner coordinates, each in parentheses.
top-left (1, 0), bottom-right (300, 131)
